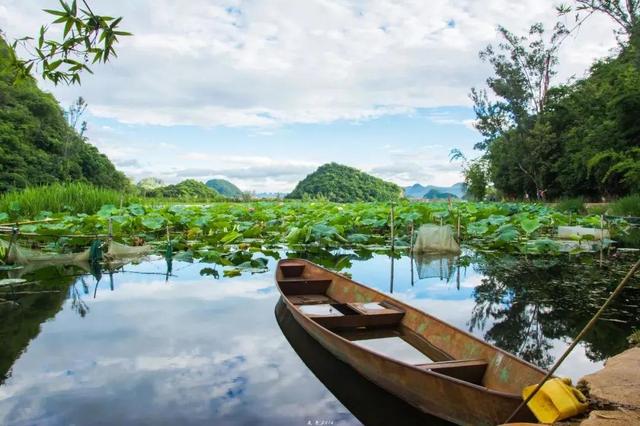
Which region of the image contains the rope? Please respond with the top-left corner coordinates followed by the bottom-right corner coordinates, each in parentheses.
top-left (504, 256), bottom-right (640, 423)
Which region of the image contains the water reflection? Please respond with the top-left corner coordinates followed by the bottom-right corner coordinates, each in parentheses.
top-left (0, 250), bottom-right (638, 425)
top-left (467, 253), bottom-right (640, 368)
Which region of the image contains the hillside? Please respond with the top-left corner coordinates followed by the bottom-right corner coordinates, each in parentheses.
top-left (405, 182), bottom-right (466, 199)
top-left (0, 37), bottom-right (127, 193)
top-left (286, 163), bottom-right (402, 202)
top-left (147, 179), bottom-right (220, 200)
top-left (423, 189), bottom-right (458, 200)
top-left (206, 179), bottom-right (243, 198)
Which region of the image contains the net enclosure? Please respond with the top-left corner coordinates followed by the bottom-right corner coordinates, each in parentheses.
top-left (412, 224), bottom-right (461, 254)
top-left (1, 239), bottom-right (152, 266)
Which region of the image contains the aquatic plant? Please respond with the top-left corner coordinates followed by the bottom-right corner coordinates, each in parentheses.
top-left (0, 201), bottom-right (629, 258)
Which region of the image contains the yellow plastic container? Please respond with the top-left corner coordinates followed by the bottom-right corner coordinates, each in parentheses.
top-left (522, 378), bottom-right (588, 424)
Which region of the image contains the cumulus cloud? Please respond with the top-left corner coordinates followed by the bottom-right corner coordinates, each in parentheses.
top-left (1, 0), bottom-right (619, 128)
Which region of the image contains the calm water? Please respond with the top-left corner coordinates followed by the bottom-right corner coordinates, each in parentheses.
top-left (1, 250), bottom-right (638, 425)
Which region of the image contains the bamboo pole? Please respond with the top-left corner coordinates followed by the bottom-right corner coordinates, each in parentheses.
top-left (504, 257), bottom-right (640, 424)
top-left (409, 222), bottom-right (415, 287)
top-left (0, 218), bottom-right (60, 227)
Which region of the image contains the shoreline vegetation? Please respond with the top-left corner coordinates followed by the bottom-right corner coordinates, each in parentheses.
top-left (1, 184), bottom-right (637, 261)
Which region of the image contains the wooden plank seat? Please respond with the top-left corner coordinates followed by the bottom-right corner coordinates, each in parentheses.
top-left (310, 302), bottom-right (405, 330)
top-left (277, 278), bottom-right (333, 283)
top-left (279, 263), bottom-right (305, 278)
top-left (278, 279), bottom-right (332, 295)
top-left (415, 359), bottom-right (488, 385)
top-left (288, 294), bottom-right (335, 305)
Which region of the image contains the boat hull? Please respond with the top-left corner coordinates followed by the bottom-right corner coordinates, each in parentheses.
top-left (275, 259), bottom-right (542, 425)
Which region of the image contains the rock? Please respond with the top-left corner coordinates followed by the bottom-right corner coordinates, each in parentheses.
top-left (580, 409), bottom-right (640, 425)
top-left (580, 347), bottom-right (640, 408)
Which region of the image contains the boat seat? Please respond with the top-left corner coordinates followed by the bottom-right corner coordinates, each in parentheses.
top-left (280, 263), bottom-right (305, 278)
top-left (278, 279), bottom-right (332, 295)
top-left (288, 294), bottom-right (335, 305)
top-left (415, 359), bottom-right (488, 385)
top-left (311, 303), bottom-right (405, 330)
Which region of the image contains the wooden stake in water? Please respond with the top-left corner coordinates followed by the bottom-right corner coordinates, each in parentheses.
top-left (390, 203), bottom-right (395, 252)
top-left (409, 222), bottom-right (415, 286)
top-left (600, 215), bottom-right (605, 266)
top-left (389, 203), bottom-right (395, 293)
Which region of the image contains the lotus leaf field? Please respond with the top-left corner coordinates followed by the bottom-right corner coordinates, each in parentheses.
top-left (0, 202), bottom-right (629, 265)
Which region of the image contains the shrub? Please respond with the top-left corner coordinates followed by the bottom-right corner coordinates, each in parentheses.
top-left (556, 197), bottom-right (586, 214)
top-left (611, 194), bottom-right (640, 216)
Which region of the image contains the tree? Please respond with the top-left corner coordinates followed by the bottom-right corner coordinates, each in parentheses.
top-left (558, 0), bottom-right (639, 39)
top-left (470, 23), bottom-right (567, 150)
top-left (5, 0), bottom-right (130, 85)
top-left (449, 149), bottom-right (489, 201)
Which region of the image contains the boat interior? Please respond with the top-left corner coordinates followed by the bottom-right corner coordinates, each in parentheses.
top-left (278, 261), bottom-right (490, 386)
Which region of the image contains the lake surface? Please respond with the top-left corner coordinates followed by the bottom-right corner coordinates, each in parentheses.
top-left (1, 249), bottom-right (638, 425)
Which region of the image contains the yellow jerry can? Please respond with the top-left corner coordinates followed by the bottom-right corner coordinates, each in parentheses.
top-left (522, 377), bottom-right (589, 424)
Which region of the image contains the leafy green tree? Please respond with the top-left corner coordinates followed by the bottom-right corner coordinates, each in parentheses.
top-left (558, 0), bottom-right (639, 38)
top-left (470, 23), bottom-right (566, 151)
top-left (469, 11), bottom-right (640, 199)
top-left (6, 0), bottom-right (131, 85)
top-left (449, 149), bottom-right (489, 200)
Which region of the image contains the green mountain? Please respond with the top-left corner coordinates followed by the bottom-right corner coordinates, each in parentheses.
top-left (206, 179), bottom-right (243, 198)
top-left (0, 37), bottom-right (127, 193)
top-left (286, 163), bottom-right (403, 202)
top-left (151, 179), bottom-right (220, 199)
top-left (423, 189), bottom-right (458, 200)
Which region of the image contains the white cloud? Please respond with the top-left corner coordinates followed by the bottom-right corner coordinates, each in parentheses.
top-left (0, 0), bottom-right (620, 128)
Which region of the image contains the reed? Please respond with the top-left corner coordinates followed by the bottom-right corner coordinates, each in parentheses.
top-left (611, 194), bottom-right (640, 217)
top-left (0, 182), bottom-right (138, 218)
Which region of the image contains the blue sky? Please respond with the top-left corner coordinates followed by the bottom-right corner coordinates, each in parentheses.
top-left (0, 0), bottom-right (619, 192)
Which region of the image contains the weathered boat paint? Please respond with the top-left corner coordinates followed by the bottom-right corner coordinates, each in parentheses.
top-left (275, 259), bottom-right (547, 425)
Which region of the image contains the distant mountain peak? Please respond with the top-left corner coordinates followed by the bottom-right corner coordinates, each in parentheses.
top-left (404, 182), bottom-right (466, 199)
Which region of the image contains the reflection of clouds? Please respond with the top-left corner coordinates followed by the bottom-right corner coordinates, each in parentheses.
top-left (0, 272), bottom-right (356, 425)
top-left (91, 276), bottom-right (276, 302)
top-left (550, 342), bottom-right (604, 379)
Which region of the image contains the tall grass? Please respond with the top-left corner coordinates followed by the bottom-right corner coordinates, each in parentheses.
top-left (0, 183), bottom-right (140, 219)
top-left (611, 194), bottom-right (640, 217)
top-left (556, 197), bottom-right (586, 214)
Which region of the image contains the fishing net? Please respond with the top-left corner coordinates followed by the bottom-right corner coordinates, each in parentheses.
top-left (1, 239), bottom-right (152, 266)
top-left (413, 224), bottom-right (460, 254)
top-left (106, 241), bottom-right (152, 259)
top-left (414, 253), bottom-right (457, 281)
top-left (557, 226), bottom-right (610, 240)
top-left (0, 238), bottom-right (90, 265)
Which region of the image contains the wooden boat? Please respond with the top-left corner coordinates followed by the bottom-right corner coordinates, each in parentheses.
top-left (275, 298), bottom-right (451, 426)
top-left (275, 259), bottom-right (547, 426)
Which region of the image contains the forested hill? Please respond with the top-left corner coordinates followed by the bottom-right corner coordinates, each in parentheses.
top-left (205, 179), bottom-right (243, 197)
top-left (286, 163), bottom-right (402, 202)
top-left (0, 37), bottom-right (127, 193)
